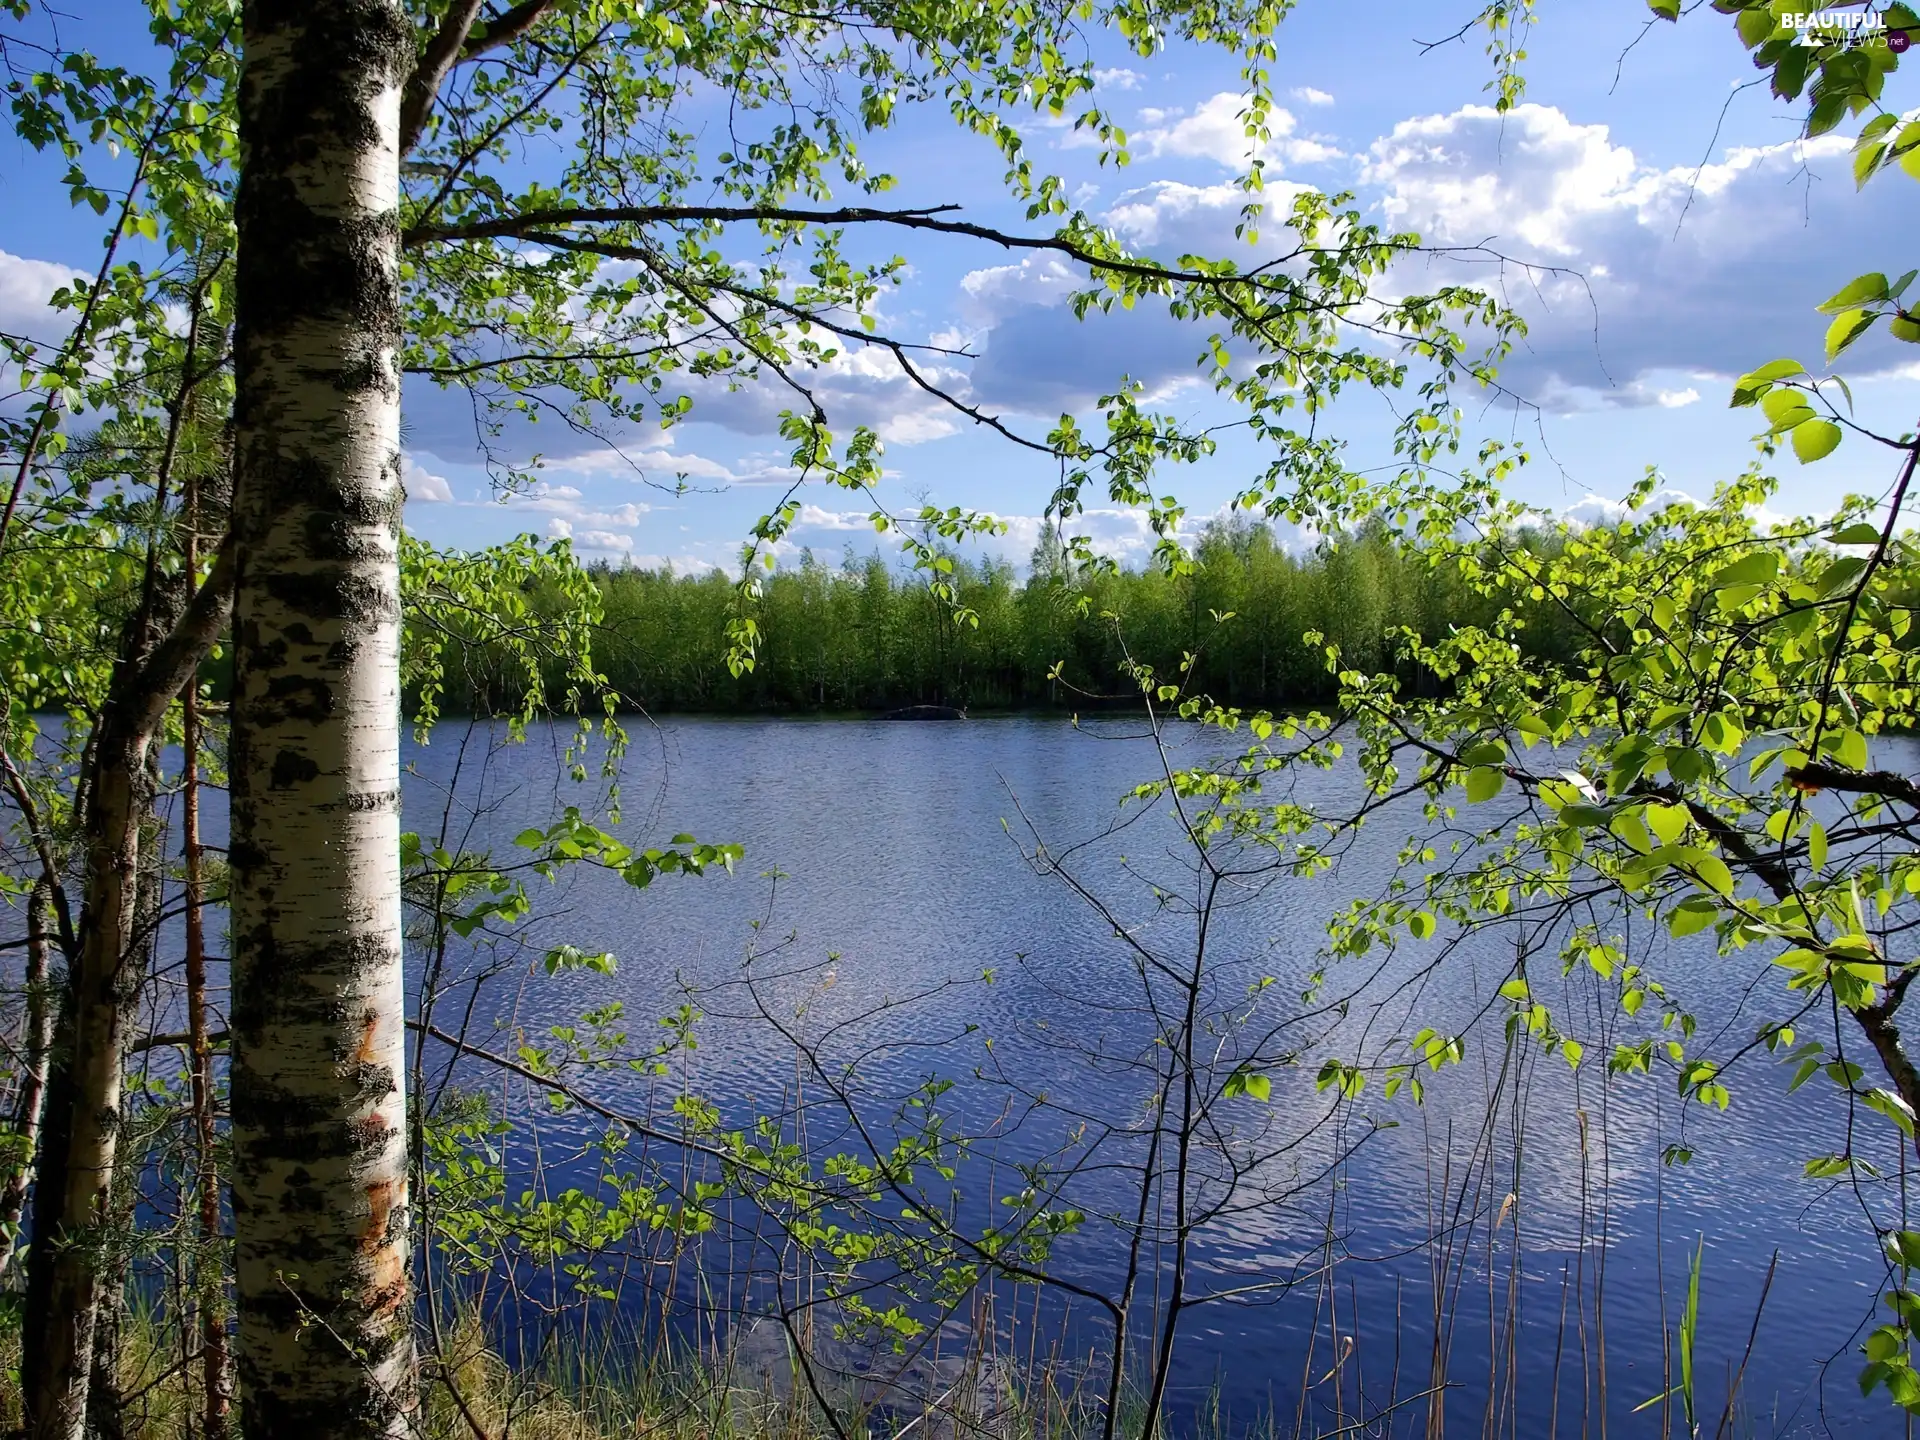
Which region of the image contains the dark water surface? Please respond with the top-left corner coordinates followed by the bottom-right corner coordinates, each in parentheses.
top-left (400, 716), bottom-right (1905, 1438)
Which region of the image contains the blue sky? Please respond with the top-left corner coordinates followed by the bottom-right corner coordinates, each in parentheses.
top-left (4, 1), bottom-right (1916, 570)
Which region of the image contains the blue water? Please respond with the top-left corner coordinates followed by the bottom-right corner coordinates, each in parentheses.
top-left (398, 717), bottom-right (1905, 1436)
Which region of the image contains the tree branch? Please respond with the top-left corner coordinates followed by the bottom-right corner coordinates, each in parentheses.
top-left (461, 0), bottom-right (560, 56)
top-left (1785, 760), bottom-right (1920, 812)
top-left (401, 202), bottom-right (1344, 300)
top-left (123, 531), bottom-right (237, 745)
top-left (400, 0), bottom-right (489, 157)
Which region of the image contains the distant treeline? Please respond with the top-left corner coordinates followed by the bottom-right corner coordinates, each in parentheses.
top-left (452, 516), bottom-right (1585, 716)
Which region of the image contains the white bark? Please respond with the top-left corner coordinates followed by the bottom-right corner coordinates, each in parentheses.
top-left (228, 4), bottom-right (417, 1436)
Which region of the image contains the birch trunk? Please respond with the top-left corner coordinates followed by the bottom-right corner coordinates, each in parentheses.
top-left (228, 4), bottom-right (416, 1435)
top-left (0, 878), bottom-right (53, 1275)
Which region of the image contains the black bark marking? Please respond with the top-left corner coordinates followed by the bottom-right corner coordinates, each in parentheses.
top-left (269, 749), bottom-right (321, 789)
top-left (259, 672), bottom-right (334, 720)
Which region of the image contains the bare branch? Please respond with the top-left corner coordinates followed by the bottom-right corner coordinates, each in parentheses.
top-left (461, 0), bottom-right (561, 56)
top-left (401, 0), bottom-right (489, 157)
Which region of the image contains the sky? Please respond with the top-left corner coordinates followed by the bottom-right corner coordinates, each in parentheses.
top-left (3, 0), bottom-right (1916, 573)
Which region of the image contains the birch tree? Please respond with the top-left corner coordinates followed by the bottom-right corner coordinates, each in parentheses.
top-left (224, 4), bottom-right (418, 1435)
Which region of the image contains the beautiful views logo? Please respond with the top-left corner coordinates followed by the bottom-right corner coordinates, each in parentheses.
top-left (1786, 9), bottom-right (1912, 50)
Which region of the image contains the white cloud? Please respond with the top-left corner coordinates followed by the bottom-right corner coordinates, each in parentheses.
top-left (549, 434), bottom-right (741, 483)
top-left (576, 529), bottom-right (635, 552)
top-left (1359, 103), bottom-right (1916, 406)
top-left (544, 514), bottom-right (637, 553)
top-left (1095, 67), bottom-right (1143, 91)
top-left (1103, 178), bottom-right (1316, 258)
top-left (1291, 86), bottom-right (1335, 107)
top-left (0, 249), bottom-right (84, 347)
top-left (960, 255), bottom-right (1081, 324)
top-left (796, 504), bottom-right (874, 531)
top-left (403, 455), bottom-right (456, 503)
top-left (1131, 92), bottom-right (1341, 171)
top-left (662, 336), bottom-right (971, 449)
top-left (877, 410), bottom-right (961, 444)
top-left (1362, 103), bottom-right (1637, 257)
top-left (1135, 92), bottom-right (1293, 168)
top-left (1559, 489), bottom-right (1693, 530)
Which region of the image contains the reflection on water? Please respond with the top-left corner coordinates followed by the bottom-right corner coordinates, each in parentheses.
top-left (402, 716), bottom-right (1903, 1438)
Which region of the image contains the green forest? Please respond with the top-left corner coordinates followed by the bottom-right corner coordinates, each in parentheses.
top-left (515, 519), bottom-right (1573, 715)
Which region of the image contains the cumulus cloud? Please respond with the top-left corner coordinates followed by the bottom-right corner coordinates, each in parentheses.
top-left (575, 529), bottom-right (635, 552)
top-left (545, 514), bottom-right (637, 553)
top-left (0, 249), bottom-right (84, 348)
top-left (1559, 488), bottom-right (1695, 530)
top-left (1132, 92), bottom-right (1340, 170)
top-left (403, 455), bottom-right (456, 503)
top-left (1103, 177), bottom-right (1316, 255)
top-left (1291, 86), bottom-right (1335, 107)
top-left (656, 338), bottom-right (968, 447)
top-left (1095, 67), bottom-right (1143, 91)
top-left (1359, 103), bottom-right (1916, 406)
top-left (956, 179), bottom-right (1340, 413)
top-left (960, 255), bottom-right (1082, 325)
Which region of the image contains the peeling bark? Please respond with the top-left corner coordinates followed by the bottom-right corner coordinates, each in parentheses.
top-left (228, 4), bottom-right (416, 1436)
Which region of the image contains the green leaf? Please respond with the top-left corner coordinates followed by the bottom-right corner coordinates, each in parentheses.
top-left (1667, 896), bottom-right (1719, 938)
top-left (1818, 273), bottom-right (1890, 314)
top-left (1409, 911), bottom-right (1436, 940)
top-left (1646, 802), bottom-right (1689, 845)
top-left (1734, 7), bottom-right (1775, 47)
top-left (1856, 139), bottom-right (1890, 188)
top-left (1832, 728), bottom-right (1870, 771)
top-left (1825, 309), bottom-right (1877, 362)
top-left (1791, 419), bottom-right (1842, 465)
top-left (1646, 0), bottom-right (1679, 16)
top-left (1708, 552), bottom-right (1778, 589)
top-left (1731, 358), bottom-right (1805, 407)
top-left (1761, 387), bottom-right (1811, 426)
top-left (1830, 521), bottom-right (1885, 546)
top-left (1465, 766), bottom-right (1505, 803)
top-left (1693, 855), bottom-right (1735, 897)
top-left (1817, 555), bottom-right (1870, 596)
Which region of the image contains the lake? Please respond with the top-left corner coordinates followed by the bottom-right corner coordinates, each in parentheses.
top-left (401, 715), bottom-right (1897, 1438)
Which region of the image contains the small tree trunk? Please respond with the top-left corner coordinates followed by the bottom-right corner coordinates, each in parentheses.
top-left (85, 1234), bottom-right (128, 1440)
top-left (26, 727), bottom-right (154, 1440)
top-left (0, 878), bottom-right (54, 1276)
top-left (183, 487), bottom-right (232, 1440)
top-left (228, 3), bottom-right (417, 1436)
top-left (85, 753), bottom-right (165, 1440)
